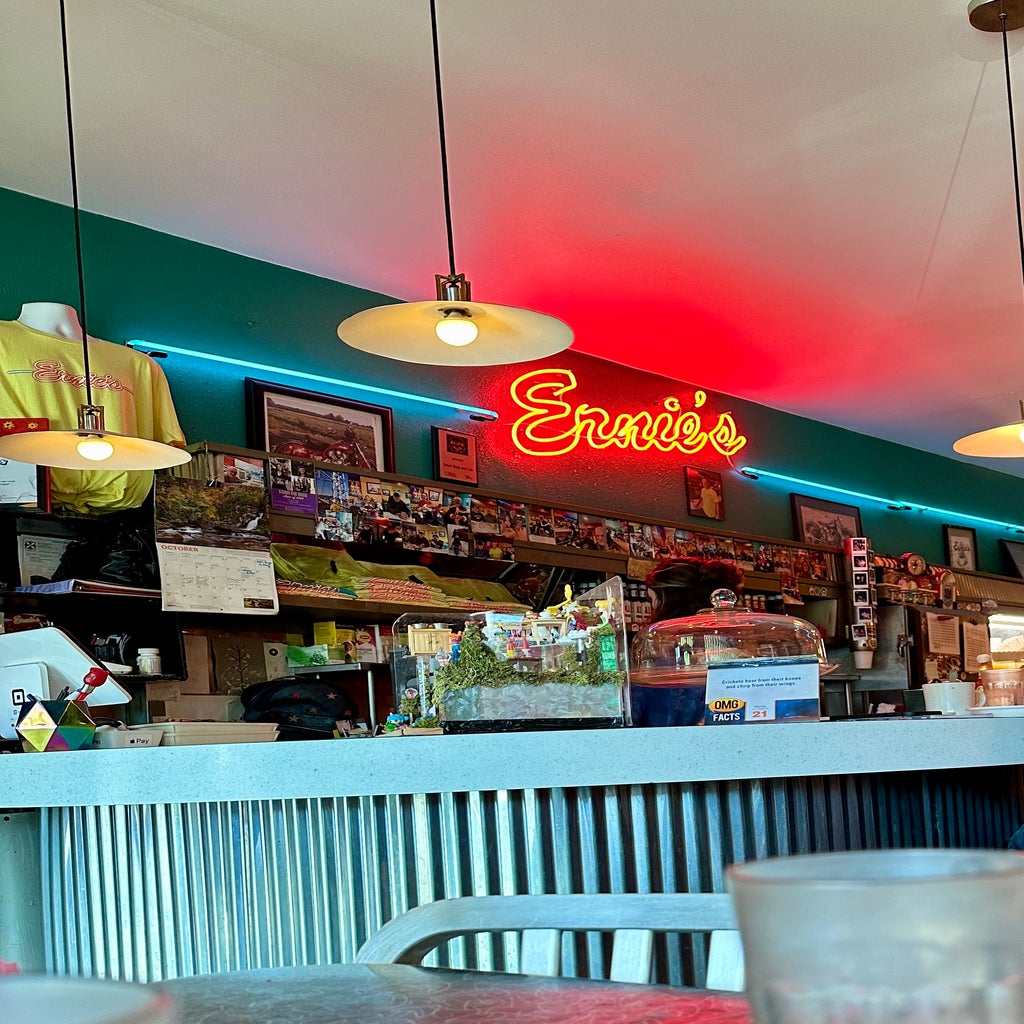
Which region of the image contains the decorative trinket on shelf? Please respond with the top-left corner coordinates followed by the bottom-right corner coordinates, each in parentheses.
top-left (16, 695), bottom-right (96, 752)
top-left (844, 536), bottom-right (878, 670)
top-left (406, 624), bottom-right (453, 656)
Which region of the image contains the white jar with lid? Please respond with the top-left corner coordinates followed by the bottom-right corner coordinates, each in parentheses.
top-left (136, 648), bottom-right (162, 675)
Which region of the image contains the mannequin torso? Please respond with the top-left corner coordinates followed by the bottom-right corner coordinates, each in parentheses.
top-left (17, 302), bottom-right (84, 341)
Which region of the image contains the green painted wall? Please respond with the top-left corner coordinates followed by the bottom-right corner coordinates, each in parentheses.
top-left (3, 186), bottom-right (1024, 573)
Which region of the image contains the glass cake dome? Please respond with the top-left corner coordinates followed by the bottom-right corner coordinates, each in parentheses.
top-left (631, 588), bottom-right (834, 688)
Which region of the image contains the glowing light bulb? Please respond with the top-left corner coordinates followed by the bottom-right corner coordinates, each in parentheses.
top-left (77, 435), bottom-right (115, 462)
top-left (435, 309), bottom-right (478, 347)
top-left (1018, 425), bottom-right (1024, 444)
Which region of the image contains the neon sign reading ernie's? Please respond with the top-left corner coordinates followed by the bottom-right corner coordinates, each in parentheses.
top-left (510, 368), bottom-right (747, 459)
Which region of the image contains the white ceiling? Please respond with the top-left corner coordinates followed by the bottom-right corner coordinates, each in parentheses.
top-left (5, 1), bottom-right (1024, 477)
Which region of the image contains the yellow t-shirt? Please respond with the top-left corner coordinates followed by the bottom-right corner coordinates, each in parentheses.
top-left (0, 320), bottom-right (186, 512)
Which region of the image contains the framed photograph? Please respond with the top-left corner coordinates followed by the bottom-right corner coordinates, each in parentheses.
top-left (944, 525), bottom-right (978, 572)
top-left (245, 378), bottom-right (394, 472)
top-left (431, 426), bottom-right (478, 486)
top-left (790, 493), bottom-right (862, 547)
top-left (685, 467), bottom-right (725, 520)
top-left (0, 418), bottom-right (50, 513)
top-left (1002, 539), bottom-right (1024, 579)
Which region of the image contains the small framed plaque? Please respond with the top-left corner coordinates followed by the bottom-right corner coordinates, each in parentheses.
top-left (944, 524), bottom-right (978, 572)
top-left (0, 418), bottom-right (50, 512)
top-left (432, 427), bottom-right (478, 486)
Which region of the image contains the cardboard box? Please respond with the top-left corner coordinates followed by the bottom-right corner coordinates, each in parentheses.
top-left (286, 644), bottom-right (330, 667)
top-left (157, 694), bottom-right (242, 722)
top-left (212, 636), bottom-right (272, 692)
top-left (263, 642), bottom-right (289, 680)
top-left (312, 621), bottom-right (337, 646)
top-left (355, 625), bottom-right (384, 663)
top-left (180, 633), bottom-right (213, 694)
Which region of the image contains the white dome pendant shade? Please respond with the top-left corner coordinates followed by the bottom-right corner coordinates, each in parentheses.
top-left (0, 406), bottom-right (191, 471)
top-left (953, 400), bottom-right (1024, 457)
top-left (337, 1), bottom-right (572, 367)
top-left (338, 275), bottom-right (574, 367)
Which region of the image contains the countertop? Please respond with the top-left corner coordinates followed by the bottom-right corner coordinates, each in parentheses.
top-left (1, 716), bottom-right (1021, 808)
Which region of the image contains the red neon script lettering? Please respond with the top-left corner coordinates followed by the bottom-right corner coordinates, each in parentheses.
top-left (31, 360), bottom-right (128, 392)
top-left (510, 369), bottom-right (747, 459)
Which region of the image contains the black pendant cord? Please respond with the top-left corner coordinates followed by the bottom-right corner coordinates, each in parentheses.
top-left (429, 0), bottom-right (458, 280)
top-left (58, 0), bottom-right (93, 408)
top-left (1000, 12), bottom-right (1024, 297)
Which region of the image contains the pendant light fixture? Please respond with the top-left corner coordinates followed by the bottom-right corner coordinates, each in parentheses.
top-left (337, 0), bottom-right (573, 366)
top-left (954, 1), bottom-right (1024, 458)
top-left (0, 0), bottom-right (190, 472)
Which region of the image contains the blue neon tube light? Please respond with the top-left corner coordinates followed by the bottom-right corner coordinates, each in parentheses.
top-left (126, 341), bottom-right (499, 421)
top-left (739, 465), bottom-right (1024, 534)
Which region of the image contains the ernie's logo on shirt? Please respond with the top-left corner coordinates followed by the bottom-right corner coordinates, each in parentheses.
top-left (29, 359), bottom-right (133, 394)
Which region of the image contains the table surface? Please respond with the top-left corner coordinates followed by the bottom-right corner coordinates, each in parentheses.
top-left (159, 963), bottom-right (752, 1024)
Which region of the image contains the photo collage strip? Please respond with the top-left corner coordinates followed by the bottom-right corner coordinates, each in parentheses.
top-left (268, 458), bottom-right (839, 578)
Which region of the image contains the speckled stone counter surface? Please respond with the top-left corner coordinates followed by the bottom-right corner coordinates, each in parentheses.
top-left (1, 716), bottom-right (1021, 808)
top-left (158, 963), bottom-right (751, 1024)
top-left (4, 719), bottom-right (1022, 983)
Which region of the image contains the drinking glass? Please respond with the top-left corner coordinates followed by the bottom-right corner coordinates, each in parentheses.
top-left (979, 668), bottom-right (1024, 707)
top-left (726, 848), bottom-right (1024, 1024)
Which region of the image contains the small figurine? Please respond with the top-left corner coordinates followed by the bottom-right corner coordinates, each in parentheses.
top-left (544, 584), bottom-right (577, 618)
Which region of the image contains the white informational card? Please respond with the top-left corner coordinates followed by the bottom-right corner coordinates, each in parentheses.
top-left (962, 619), bottom-right (990, 667)
top-left (17, 534), bottom-right (71, 586)
top-left (0, 458), bottom-right (39, 506)
top-left (157, 543), bottom-right (279, 615)
top-left (704, 656), bottom-right (820, 724)
top-left (925, 613), bottom-right (961, 656)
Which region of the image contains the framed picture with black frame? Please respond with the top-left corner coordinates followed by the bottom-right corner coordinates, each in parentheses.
top-left (790, 493), bottom-right (862, 547)
top-left (1001, 539), bottom-right (1024, 579)
top-left (245, 379), bottom-right (394, 472)
top-left (943, 524), bottom-right (978, 572)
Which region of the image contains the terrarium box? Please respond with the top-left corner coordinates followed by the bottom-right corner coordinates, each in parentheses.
top-left (394, 578), bottom-right (632, 734)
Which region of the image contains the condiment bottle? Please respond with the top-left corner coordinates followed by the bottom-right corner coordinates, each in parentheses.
top-left (137, 647), bottom-right (162, 674)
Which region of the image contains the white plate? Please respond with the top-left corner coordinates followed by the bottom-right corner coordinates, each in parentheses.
top-left (149, 721), bottom-right (278, 734)
top-left (146, 721), bottom-right (279, 745)
top-left (965, 705), bottom-right (1024, 717)
top-left (158, 733), bottom-right (278, 746)
top-left (1, 975), bottom-right (176, 1024)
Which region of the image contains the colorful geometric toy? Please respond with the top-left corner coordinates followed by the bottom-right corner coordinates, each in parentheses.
top-left (16, 697), bottom-right (96, 752)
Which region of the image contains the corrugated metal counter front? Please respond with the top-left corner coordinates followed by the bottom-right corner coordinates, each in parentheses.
top-left (2, 719), bottom-right (1022, 983)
